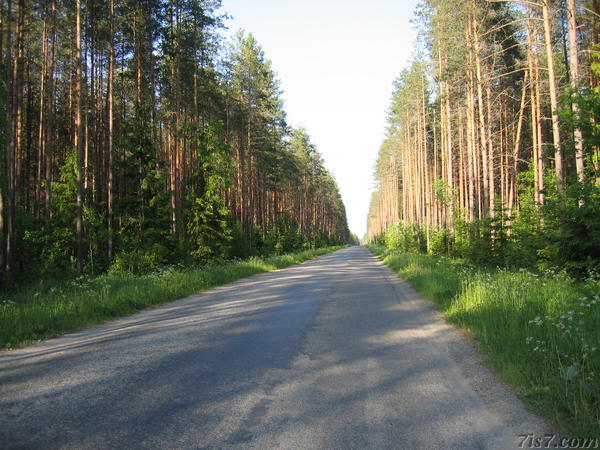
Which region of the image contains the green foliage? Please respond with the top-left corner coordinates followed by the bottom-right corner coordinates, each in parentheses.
top-left (261, 214), bottom-right (304, 255)
top-left (377, 176), bottom-right (600, 280)
top-left (463, 220), bottom-right (495, 265)
top-left (451, 218), bottom-right (471, 259)
top-left (187, 194), bottom-right (232, 263)
top-left (428, 227), bottom-right (452, 256)
top-left (508, 190), bottom-right (543, 268)
top-left (382, 222), bottom-right (425, 253)
top-left (109, 244), bottom-right (171, 276)
top-left (20, 225), bottom-right (75, 279)
top-left (432, 179), bottom-right (454, 206)
top-left (83, 205), bottom-right (108, 275)
top-left (228, 221), bottom-right (253, 258)
top-left (185, 119), bottom-right (235, 263)
top-left (591, 43), bottom-right (600, 94)
top-left (15, 150), bottom-right (79, 280)
top-left (115, 107), bottom-right (173, 256)
top-left (539, 184), bottom-right (600, 278)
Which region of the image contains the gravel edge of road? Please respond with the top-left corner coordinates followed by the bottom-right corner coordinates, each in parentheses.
top-left (367, 248), bottom-right (559, 443)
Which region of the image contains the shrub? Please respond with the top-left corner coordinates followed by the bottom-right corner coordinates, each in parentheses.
top-left (109, 244), bottom-right (170, 275)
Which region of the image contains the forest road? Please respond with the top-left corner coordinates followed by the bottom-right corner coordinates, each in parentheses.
top-left (0, 246), bottom-right (552, 449)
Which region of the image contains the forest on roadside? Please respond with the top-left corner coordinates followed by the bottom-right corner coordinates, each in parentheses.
top-left (367, 0), bottom-right (599, 278)
top-left (366, 0), bottom-right (599, 433)
top-left (0, 0), bottom-right (351, 285)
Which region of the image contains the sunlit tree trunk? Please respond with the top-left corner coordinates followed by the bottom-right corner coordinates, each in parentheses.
top-left (472, 15), bottom-right (490, 217)
top-left (542, 0), bottom-right (563, 190)
top-left (508, 70), bottom-right (528, 219)
top-left (567, 0), bottom-right (584, 185)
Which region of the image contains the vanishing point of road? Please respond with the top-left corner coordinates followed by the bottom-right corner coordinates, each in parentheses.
top-left (0, 247), bottom-right (551, 449)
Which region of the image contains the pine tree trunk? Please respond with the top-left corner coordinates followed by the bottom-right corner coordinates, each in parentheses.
top-left (1, 0), bottom-right (13, 274)
top-left (6, 0), bottom-right (24, 277)
top-left (107, 0), bottom-right (115, 262)
top-left (445, 82), bottom-right (454, 232)
top-left (486, 85), bottom-right (495, 220)
top-left (472, 16), bottom-right (490, 217)
top-left (508, 70), bottom-right (528, 219)
top-left (75, 0), bottom-right (85, 274)
top-left (567, 0), bottom-right (584, 185)
top-left (542, 0), bottom-right (563, 190)
top-left (44, 0), bottom-right (57, 225)
top-left (36, 16), bottom-right (47, 220)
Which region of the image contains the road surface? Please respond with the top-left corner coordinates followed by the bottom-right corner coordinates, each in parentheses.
top-left (0, 246), bottom-right (551, 449)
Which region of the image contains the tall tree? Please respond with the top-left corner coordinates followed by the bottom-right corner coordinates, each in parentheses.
top-left (542, 0), bottom-right (564, 190)
top-left (74, 0), bottom-right (84, 274)
top-left (567, 0), bottom-right (585, 184)
top-left (107, 0), bottom-right (115, 261)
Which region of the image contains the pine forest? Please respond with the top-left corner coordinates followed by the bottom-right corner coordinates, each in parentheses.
top-left (367, 0), bottom-right (599, 278)
top-left (0, 0), bottom-right (350, 284)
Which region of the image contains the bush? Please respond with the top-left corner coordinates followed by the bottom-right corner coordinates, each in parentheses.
top-left (20, 225), bottom-right (76, 280)
top-left (429, 227), bottom-right (452, 256)
top-left (383, 222), bottom-right (424, 252)
top-left (374, 181), bottom-right (600, 279)
top-left (538, 183), bottom-right (600, 278)
top-left (109, 244), bottom-right (170, 275)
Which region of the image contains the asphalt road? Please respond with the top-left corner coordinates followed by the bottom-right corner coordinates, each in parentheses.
top-left (0, 246), bottom-right (552, 449)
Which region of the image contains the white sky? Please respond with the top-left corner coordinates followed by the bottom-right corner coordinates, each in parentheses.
top-left (220, 0), bottom-right (419, 238)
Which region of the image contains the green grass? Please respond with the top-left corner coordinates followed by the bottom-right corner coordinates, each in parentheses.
top-left (368, 245), bottom-right (599, 437)
top-left (0, 246), bottom-right (345, 350)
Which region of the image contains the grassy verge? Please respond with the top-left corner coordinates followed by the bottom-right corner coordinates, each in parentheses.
top-left (367, 245), bottom-right (599, 437)
top-left (0, 246), bottom-right (345, 350)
